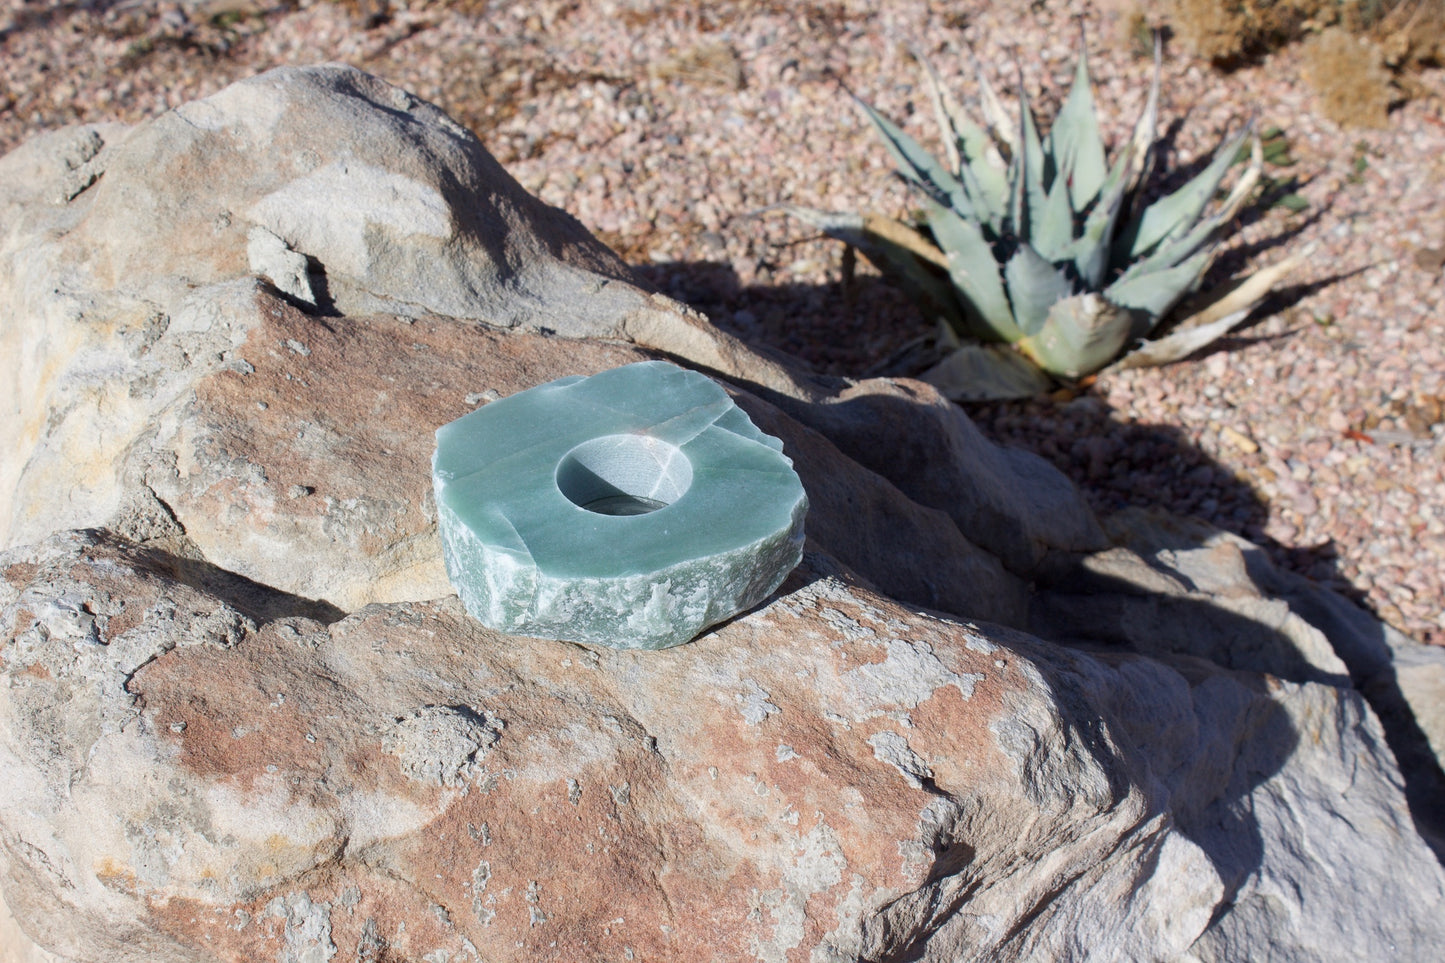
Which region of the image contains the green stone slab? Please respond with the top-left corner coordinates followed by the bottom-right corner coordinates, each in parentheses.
top-left (433, 361), bottom-right (808, 649)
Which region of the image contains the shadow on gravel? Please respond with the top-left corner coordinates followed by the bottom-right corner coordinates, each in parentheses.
top-left (0, 1), bottom-right (94, 42)
top-left (636, 255), bottom-right (1445, 865)
top-left (632, 257), bottom-right (1350, 595)
top-left (636, 258), bottom-right (935, 375)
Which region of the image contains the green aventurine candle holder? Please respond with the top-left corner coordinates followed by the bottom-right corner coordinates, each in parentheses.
top-left (432, 361), bottom-right (808, 650)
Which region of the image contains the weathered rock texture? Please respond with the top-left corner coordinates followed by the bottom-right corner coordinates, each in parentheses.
top-left (0, 63), bottom-right (797, 565)
top-left (6, 531), bottom-right (1441, 962)
top-left (2, 64), bottom-right (1443, 962)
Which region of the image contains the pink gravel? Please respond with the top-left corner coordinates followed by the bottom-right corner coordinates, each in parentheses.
top-left (2, 0), bottom-right (1442, 642)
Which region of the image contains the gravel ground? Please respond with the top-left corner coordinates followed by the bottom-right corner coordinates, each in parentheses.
top-left (3, 0), bottom-right (1442, 643)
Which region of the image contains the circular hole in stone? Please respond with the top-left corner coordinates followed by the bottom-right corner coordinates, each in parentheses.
top-left (556, 434), bottom-right (694, 516)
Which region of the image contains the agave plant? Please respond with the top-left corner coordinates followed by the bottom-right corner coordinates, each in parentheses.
top-left (782, 40), bottom-right (1306, 399)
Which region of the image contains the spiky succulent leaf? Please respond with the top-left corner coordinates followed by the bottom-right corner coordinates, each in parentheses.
top-left (1109, 139), bottom-right (1258, 285)
top-left (915, 49), bottom-right (963, 175)
top-left (932, 88), bottom-right (1008, 233)
top-left (1017, 293), bottom-right (1137, 378)
top-left (1110, 222), bottom-right (1216, 296)
top-left (1060, 58), bottom-right (1161, 288)
top-left (1116, 123), bottom-right (1254, 261)
top-left (853, 215), bottom-right (972, 337)
top-left (971, 50), bottom-right (1019, 157)
top-left (1063, 147), bottom-right (1134, 287)
top-left (927, 202), bottom-right (1022, 342)
top-left (958, 143), bottom-right (1009, 232)
top-left (855, 97), bottom-right (974, 218)
top-left (1111, 155), bottom-right (1253, 295)
top-left (915, 50), bottom-right (1010, 225)
top-left (1122, 37), bottom-right (1164, 212)
top-left (1003, 243), bottom-right (1075, 336)
top-left (955, 151), bottom-right (1005, 234)
top-left (1047, 50), bottom-right (1108, 210)
top-left (1034, 176), bottom-right (1077, 263)
top-left (1110, 307), bottom-right (1251, 370)
top-left (1132, 206), bottom-right (1230, 274)
top-left (1112, 242), bottom-right (1313, 369)
top-left (1006, 151), bottom-right (1025, 241)
top-left (1104, 247), bottom-right (1216, 330)
top-left (1017, 79), bottom-right (1050, 239)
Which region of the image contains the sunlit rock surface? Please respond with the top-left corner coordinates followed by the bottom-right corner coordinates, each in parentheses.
top-left (434, 361), bottom-right (807, 648)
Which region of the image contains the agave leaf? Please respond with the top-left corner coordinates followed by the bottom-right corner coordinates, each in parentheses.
top-left (1124, 34), bottom-right (1163, 206)
top-left (1034, 175), bottom-right (1076, 263)
top-left (774, 205), bottom-right (967, 334)
top-left (1213, 132), bottom-right (1264, 221)
top-left (1006, 150), bottom-right (1025, 240)
top-left (1017, 72), bottom-right (1050, 236)
top-left (1111, 243), bottom-right (1312, 369)
top-left (857, 212), bottom-right (951, 268)
top-left (857, 214), bottom-right (973, 337)
top-left (920, 342), bottom-right (1052, 401)
top-left (1003, 242), bottom-right (1075, 336)
top-left (913, 52), bottom-right (1010, 226)
top-left (1104, 246), bottom-right (1215, 332)
top-left (773, 204), bottom-right (943, 263)
top-left (1062, 50), bottom-right (1161, 288)
top-left (1016, 292), bottom-right (1137, 378)
top-left (927, 201), bottom-right (1023, 342)
top-left (1110, 220), bottom-right (1215, 290)
top-left (855, 97), bottom-right (975, 217)
top-left (955, 148), bottom-right (1005, 234)
top-left (1111, 134), bottom-right (1261, 290)
top-left (914, 48), bottom-right (963, 175)
top-left (915, 50), bottom-right (1008, 231)
top-left (1110, 151), bottom-right (1250, 277)
top-left (1047, 45), bottom-right (1108, 211)
top-left (1118, 122), bottom-right (1255, 261)
top-left (1108, 307), bottom-right (1251, 370)
top-left (970, 49), bottom-right (1019, 157)
top-left (1065, 147), bottom-right (1134, 287)
top-left (1180, 241), bottom-right (1311, 328)
top-left (1109, 133), bottom-right (1260, 281)
top-left (1109, 241), bottom-right (1317, 368)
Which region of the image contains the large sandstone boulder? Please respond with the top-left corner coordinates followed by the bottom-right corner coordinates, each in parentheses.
top-left (0, 64), bottom-right (803, 564)
top-left (0, 64), bottom-right (1029, 621)
top-left (2, 65), bottom-right (1442, 962)
top-left (5, 531), bottom-right (1441, 963)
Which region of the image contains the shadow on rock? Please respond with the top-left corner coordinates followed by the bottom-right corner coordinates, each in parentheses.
top-left (632, 257), bottom-right (1357, 595)
top-left (133, 541), bottom-right (347, 628)
top-left (636, 256), bottom-right (1445, 869)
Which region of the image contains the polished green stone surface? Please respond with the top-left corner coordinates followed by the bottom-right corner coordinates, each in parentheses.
top-left (433, 361), bottom-right (807, 649)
